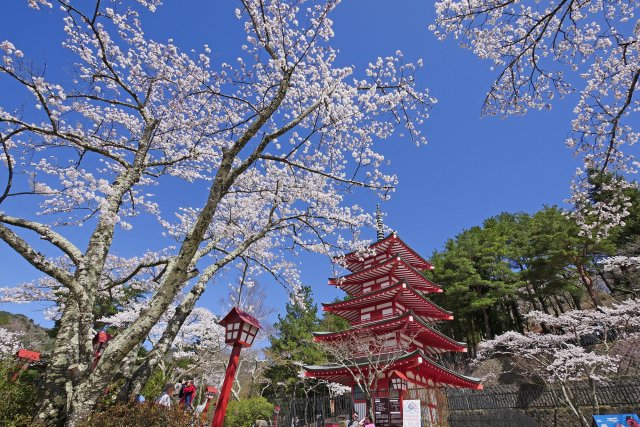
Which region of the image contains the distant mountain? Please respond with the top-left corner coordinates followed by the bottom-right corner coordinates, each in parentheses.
top-left (0, 311), bottom-right (52, 353)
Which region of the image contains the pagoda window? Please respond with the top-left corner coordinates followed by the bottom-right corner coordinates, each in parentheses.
top-left (381, 307), bottom-right (393, 317)
top-left (360, 313), bottom-right (371, 322)
top-left (363, 286), bottom-right (371, 293)
top-left (353, 385), bottom-right (365, 401)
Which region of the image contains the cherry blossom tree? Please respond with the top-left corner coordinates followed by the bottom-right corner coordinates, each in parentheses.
top-left (431, 1), bottom-right (640, 239)
top-left (0, 327), bottom-right (22, 358)
top-left (0, 0), bottom-right (432, 424)
top-left (475, 299), bottom-right (640, 426)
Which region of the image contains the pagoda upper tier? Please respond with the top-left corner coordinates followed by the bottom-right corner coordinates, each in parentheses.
top-left (329, 255), bottom-right (442, 297)
top-left (322, 280), bottom-right (452, 324)
top-left (337, 233), bottom-right (434, 273)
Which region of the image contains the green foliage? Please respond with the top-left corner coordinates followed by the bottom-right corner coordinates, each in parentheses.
top-left (76, 402), bottom-right (191, 427)
top-left (428, 206), bottom-right (619, 354)
top-left (263, 286), bottom-right (326, 394)
top-left (0, 360), bottom-right (41, 426)
top-left (318, 296), bottom-right (351, 333)
top-left (224, 396), bottom-right (274, 427)
top-left (141, 367), bottom-right (166, 401)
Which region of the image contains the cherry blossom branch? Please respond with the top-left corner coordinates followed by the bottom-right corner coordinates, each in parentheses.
top-left (0, 214), bottom-right (83, 265)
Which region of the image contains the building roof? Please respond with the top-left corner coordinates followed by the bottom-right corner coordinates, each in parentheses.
top-left (322, 280), bottom-right (452, 322)
top-left (313, 310), bottom-right (467, 353)
top-left (329, 255), bottom-right (442, 296)
top-left (337, 233), bottom-right (434, 272)
top-left (304, 349), bottom-right (482, 390)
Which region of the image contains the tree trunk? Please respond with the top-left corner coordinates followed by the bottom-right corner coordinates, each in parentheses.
top-left (571, 293), bottom-right (583, 310)
top-left (37, 300), bottom-right (81, 426)
top-left (120, 278), bottom-right (210, 400)
top-left (509, 300), bottom-right (524, 333)
top-left (524, 283), bottom-right (541, 311)
top-left (482, 308), bottom-right (492, 339)
top-left (558, 382), bottom-right (590, 427)
top-left (577, 265), bottom-right (602, 307)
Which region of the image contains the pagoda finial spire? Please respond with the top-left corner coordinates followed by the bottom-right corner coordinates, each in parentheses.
top-left (376, 204), bottom-right (384, 241)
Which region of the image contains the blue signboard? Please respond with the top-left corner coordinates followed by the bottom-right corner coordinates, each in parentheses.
top-left (592, 414), bottom-right (640, 427)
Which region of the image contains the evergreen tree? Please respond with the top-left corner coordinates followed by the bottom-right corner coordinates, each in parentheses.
top-left (263, 286), bottom-right (325, 397)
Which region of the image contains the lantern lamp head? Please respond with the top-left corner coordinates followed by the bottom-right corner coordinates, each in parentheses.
top-left (16, 349), bottom-right (40, 362)
top-left (218, 307), bottom-right (262, 348)
top-left (390, 371), bottom-right (408, 391)
top-left (205, 385), bottom-right (218, 399)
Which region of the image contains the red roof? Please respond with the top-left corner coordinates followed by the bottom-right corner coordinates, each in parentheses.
top-left (338, 233), bottom-right (434, 272)
top-left (218, 307), bottom-right (262, 330)
top-left (16, 349), bottom-right (40, 362)
top-left (322, 280), bottom-right (452, 323)
top-left (329, 256), bottom-right (442, 296)
top-left (304, 349), bottom-right (481, 390)
top-left (312, 311), bottom-right (467, 354)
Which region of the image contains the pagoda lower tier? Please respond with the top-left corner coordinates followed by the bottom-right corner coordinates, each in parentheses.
top-left (313, 311), bottom-right (467, 355)
top-left (304, 349), bottom-right (482, 390)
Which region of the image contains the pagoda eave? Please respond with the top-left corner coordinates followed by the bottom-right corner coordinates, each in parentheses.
top-left (337, 233), bottom-right (434, 272)
top-left (321, 280), bottom-right (452, 321)
top-left (329, 256), bottom-right (441, 296)
top-left (304, 350), bottom-right (482, 390)
top-left (312, 310), bottom-right (467, 353)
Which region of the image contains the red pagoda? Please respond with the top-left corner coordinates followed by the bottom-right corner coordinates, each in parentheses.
top-left (305, 224), bottom-right (482, 416)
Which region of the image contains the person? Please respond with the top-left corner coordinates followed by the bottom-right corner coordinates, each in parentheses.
top-left (361, 417), bottom-right (375, 427)
top-left (135, 394), bottom-right (145, 403)
top-left (180, 379), bottom-right (196, 409)
top-left (627, 415), bottom-right (640, 427)
top-left (347, 412), bottom-right (360, 427)
top-left (155, 385), bottom-right (174, 407)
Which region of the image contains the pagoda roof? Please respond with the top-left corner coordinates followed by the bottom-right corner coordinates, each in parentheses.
top-left (313, 310), bottom-right (467, 354)
top-left (338, 233), bottom-right (434, 272)
top-left (304, 349), bottom-right (482, 390)
top-left (329, 256), bottom-right (442, 295)
top-left (322, 280), bottom-right (452, 322)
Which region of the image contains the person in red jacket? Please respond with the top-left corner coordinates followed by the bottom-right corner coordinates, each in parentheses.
top-left (179, 379), bottom-right (196, 409)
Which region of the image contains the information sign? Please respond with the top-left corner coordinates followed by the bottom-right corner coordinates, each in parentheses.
top-left (402, 399), bottom-right (421, 427)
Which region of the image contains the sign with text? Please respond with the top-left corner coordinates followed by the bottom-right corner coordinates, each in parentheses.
top-left (373, 397), bottom-right (402, 427)
top-left (402, 399), bottom-right (421, 427)
top-left (593, 414), bottom-right (640, 427)
top-left (389, 398), bottom-right (402, 427)
top-left (374, 397), bottom-right (390, 426)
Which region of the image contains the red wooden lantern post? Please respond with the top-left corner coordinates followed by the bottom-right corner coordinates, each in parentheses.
top-left (12, 349), bottom-right (40, 382)
top-left (198, 385), bottom-right (218, 426)
top-left (211, 307), bottom-right (261, 427)
top-left (273, 405), bottom-right (281, 427)
top-left (92, 330), bottom-right (112, 370)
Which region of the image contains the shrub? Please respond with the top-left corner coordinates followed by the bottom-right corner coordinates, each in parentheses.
top-left (76, 402), bottom-right (191, 427)
top-left (0, 359), bottom-right (42, 426)
top-left (224, 396), bottom-right (274, 427)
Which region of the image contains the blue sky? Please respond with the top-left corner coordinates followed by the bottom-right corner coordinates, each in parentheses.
top-left (0, 1), bottom-right (581, 327)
